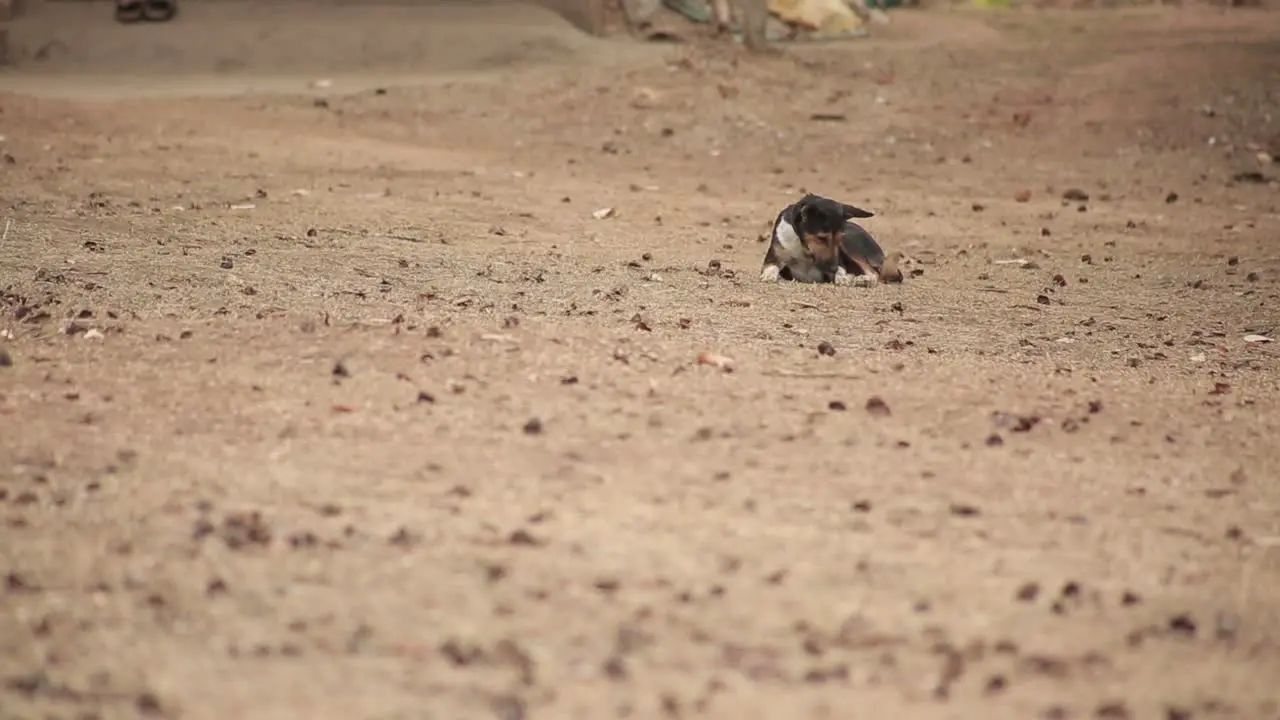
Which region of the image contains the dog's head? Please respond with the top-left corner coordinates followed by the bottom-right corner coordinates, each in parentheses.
top-left (793, 194), bottom-right (875, 275)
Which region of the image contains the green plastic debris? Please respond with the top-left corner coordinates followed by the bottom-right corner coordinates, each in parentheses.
top-left (662, 0), bottom-right (713, 23)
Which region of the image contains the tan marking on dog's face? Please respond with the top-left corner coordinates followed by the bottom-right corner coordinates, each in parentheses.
top-left (800, 231), bottom-right (841, 268)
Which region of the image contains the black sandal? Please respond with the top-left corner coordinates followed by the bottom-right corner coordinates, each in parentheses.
top-left (141, 0), bottom-right (177, 22)
top-left (115, 0), bottom-right (145, 23)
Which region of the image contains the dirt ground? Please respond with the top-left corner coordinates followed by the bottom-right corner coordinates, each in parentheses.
top-left (2, 2), bottom-right (1280, 719)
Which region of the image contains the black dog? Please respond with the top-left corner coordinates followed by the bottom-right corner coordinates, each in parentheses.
top-left (759, 193), bottom-right (902, 285)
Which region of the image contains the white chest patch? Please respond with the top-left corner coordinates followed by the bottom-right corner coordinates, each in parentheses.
top-left (771, 216), bottom-right (827, 283)
top-left (773, 217), bottom-right (804, 261)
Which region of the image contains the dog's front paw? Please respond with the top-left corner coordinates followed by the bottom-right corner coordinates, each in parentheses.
top-left (760, 264), bottom-right (782, 282)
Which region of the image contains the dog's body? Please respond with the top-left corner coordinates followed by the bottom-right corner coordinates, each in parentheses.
top-left (760, 194), bottom-right (901, 285)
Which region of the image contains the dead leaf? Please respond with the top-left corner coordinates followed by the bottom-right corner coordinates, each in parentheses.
top-left (697, 351), bottom-right (735, 373)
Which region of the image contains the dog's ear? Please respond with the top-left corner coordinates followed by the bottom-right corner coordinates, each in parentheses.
top-left (842, 203), bottom-right (875, 219)
top-left (796, 200), bottom-right (814, 225)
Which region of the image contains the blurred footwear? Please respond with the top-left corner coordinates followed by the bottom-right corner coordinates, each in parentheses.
top-left (141, 0), bottom-right (177, 22)
top-left (115, 0), bottom-right (144, 23)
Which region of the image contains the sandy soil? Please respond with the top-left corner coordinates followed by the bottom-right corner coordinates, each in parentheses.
top-left (2, 2), bottom-right (1280, 719)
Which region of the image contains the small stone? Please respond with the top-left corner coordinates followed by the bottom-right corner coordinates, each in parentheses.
top-left (1168, 613), bottom-right (1197, 636)
top-left (136, 693), bottom-right (163, 715)
top-left (864, 396), bottom-right (890, 417)
top-left (1016, 582), bottom-right (1040, 602)
top-left (603, 655), bottom-right (628, 680)
top-left (508, 529), bottom-right (543, 546)
top-left (1096, 701), bottom-right (1131, 719)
